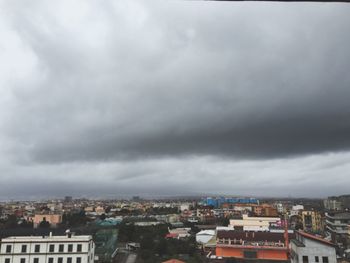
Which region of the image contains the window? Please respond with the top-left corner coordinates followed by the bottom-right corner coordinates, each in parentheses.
top-left (59, 244), bottom-right (64, 252)
top-left (49, 245), bottom-right (55, 252)
top-left (6, 245), bottom-right (12, 253)
top-left (58, 258), bottom-right (63, 263)
top-left (33, 258), bottom-right (39, 263)
top-left (5, 258), bottom-right (11, 263)
top-left (48, 258), bottom-right (54, 263)
top-left (20, 259), bottom-right (26, 263)
top-left (68, 244), bottom-right (73, 252)
top-left (315, 256), bottom-right (319, 262)
top-left (67, 258), bottom-right (72, 263)
top-left (35, 245), bottom-right (40, 253)
top-left (76, 258), bottom-right (81, 263)
top-left (77, 244), bottom-right (82, 252)
top-left (302, 256), bottom-right (309, 263)
top-left (243, 250), bottom-right (257, 259)
top-left (21, 245), bottom-right (27, 253)
top-left (322, 257), bottom-right (329, 263)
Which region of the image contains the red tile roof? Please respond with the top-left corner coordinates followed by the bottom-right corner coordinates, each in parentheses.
top-left (297, 231), bottom-right (335, 247)
top-left (165, 233), bottom-right (179, 238)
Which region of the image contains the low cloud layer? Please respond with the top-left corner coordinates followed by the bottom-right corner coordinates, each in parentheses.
top-left (0, 0), bottom-right (350, 199)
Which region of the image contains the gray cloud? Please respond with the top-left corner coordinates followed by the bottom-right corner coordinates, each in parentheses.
top-left (1, 0), bottom-right (350, 198)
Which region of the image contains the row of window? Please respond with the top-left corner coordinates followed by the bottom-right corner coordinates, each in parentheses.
top-left (5, 257), bottom-right (82, 263)
top-left (5, 244), bottom-right (83, 253)
top-left (302, 255), bottom-right (329, 263)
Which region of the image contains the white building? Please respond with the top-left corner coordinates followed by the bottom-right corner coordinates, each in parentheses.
top-left (291, 231), bottom-right (337, 263)
top-left (290, 205), bottom-right (305, 217)
top-left (229, 214), bottom-right (281, 231)
top-left (0, 234), bottom-right (95, 263)
top-left (292, 205), bottom-right (304, 211)
top-left (196, 230), bottom-right (215, 244)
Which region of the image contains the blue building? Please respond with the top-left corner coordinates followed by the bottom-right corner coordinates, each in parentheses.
top-left (203, 197), bottom-right (259, 208)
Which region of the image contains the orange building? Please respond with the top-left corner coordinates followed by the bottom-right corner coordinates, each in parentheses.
top-left (216, 230), bottom-right (293, 261)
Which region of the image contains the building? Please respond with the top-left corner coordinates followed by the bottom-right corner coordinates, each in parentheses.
top-left (253, 204), bottom-right (279, 217)
top-left (291, 231), bottom-right (337, 263)
top-left (324, 195), bottom-right (350, 211)
top-left (301, 211), bottom-right (323, 233)
top-left (324, 198), bottom-right (342, 211)
top-left (325, 212), bottom-right (350, 249)
top-left (32, 214), bottom-right (62, 228)
top-left (0, 234), bottom-right (95, 263)
top-left (165, 228), bottom-right (191, 239)
top-left (230, 214), bottom-right (281, 231)
top-left (195, 230), bottom-right (216, 252)
top-left (215, 230), bottom-right (292, 261)
top-left (203, 197), bottom-right (259, 208)
top-left (290, 205), bottom-right (304, 217)
top-left (338, 195), bottom-right (350, 210)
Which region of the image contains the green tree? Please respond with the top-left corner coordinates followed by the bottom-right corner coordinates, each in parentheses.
top-left (39, 219), bottom-right (50, 228)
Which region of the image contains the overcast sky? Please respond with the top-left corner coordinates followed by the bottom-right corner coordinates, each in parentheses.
top-left (0, 0), bottom-right (350, 200)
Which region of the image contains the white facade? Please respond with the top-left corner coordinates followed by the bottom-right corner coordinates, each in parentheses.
top-left (0, 234), bottom-right (94, 263)
top-left (291, 232), bottom-right (336, 263)
top-left (290, 205), bottom-right (304, 217)
top-left (230, 214), bottom-right (281, 231)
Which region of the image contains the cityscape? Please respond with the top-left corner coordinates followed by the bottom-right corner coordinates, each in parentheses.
top-left (1, 0), bottom-right (350, 263)
top-left (1, 195), bottom-right (350, 262)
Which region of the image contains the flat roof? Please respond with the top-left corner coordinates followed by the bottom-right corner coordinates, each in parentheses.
top-left (1, 235), bottom-right (92, 243)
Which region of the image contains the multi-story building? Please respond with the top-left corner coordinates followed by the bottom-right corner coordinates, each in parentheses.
top-left (302, 211), bottom-right (323, 233)
top-left (0, 234), bottom-right (95, 263)
top-left (216, 230), bottom-right (292, 261)
top-left (325, 212), bottom-right (350, 249)
top-left (291, 231), bottom-right (337, 263)
top-left (324, 198), bottom-right (342, 211)
top-left (252, 204), bottom-right (278, 217)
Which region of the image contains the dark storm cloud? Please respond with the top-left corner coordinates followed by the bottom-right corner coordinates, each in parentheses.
top-left (1, 0), bottom-right (350, 198)
top-left (4, 1), bottom-right (350, 162)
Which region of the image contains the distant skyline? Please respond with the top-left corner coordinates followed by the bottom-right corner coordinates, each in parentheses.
top-left (1, 1), bottom-right (350, 199)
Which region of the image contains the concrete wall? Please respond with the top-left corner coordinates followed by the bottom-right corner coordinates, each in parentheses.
top-left (291, 238), bottom-right (336, 263)
top-left (0, 238), bottom-right (94, 263)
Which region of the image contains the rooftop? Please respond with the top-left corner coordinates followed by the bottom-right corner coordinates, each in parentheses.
top-left (217, 230), bottom-right (294, 243)
top-left (1, 235), bottom-right (93, 243)
top-left (296, 231), bottom-right (335, 247)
